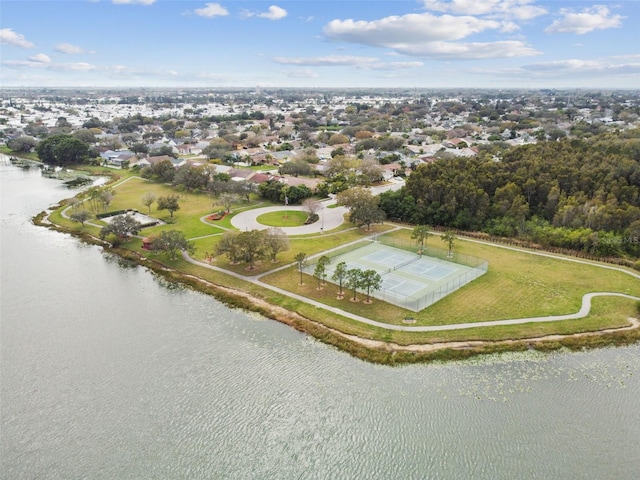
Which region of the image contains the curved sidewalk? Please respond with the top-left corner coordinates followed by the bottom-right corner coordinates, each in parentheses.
top-left (182, 251), bottom-right (640, 332)
top-left (230, 200), bottom-right (348, 235)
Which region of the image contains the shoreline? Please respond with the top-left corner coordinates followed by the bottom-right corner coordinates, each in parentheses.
top-left (33, 205), bottom-right (640, 365)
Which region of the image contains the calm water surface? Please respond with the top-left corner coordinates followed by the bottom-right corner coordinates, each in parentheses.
top-left (1, 157), bottom-right (639, 479)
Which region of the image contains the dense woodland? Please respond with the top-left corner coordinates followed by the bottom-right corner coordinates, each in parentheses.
top-left (380, 130), bottom-right (640, 258)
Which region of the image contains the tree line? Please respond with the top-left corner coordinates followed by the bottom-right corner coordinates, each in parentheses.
top-left (380, 131), bottom-right (640, 258)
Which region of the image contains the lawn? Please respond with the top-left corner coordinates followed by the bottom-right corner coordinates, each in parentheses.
top-left (190, 223), bottom-right (392, 275)
top-left (49, 173), bottom-right (640, 351)
top-left (259, 228), bottom-right (640, 328)
top-left (257, 210), bottom-right (309, 227)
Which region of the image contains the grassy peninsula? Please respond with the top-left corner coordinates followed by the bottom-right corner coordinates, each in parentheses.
top-left (36, 167), bottom-right (640, 365)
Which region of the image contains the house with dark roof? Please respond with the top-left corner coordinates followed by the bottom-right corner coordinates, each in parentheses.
top-left (99, 149), bottom-right (136, 168)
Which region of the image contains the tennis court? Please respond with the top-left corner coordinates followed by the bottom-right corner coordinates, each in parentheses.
top-left (308, 241), bottom-right (488, 312)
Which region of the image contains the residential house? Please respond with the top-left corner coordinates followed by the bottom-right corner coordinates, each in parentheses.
top-left (99, 149), bottom-right (136, 168)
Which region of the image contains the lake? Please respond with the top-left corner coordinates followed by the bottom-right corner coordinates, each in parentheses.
top-left (1, 156), bottom-right (639, 479)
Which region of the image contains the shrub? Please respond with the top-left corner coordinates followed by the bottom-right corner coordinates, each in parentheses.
top-left (304, 213), bottom-right (319, 225)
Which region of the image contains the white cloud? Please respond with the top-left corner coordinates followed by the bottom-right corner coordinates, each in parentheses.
top-left (273, 55), bottom-right (423, 71)
top-left (323, 13), bottom-right (540, 59)
top-left (112, 0), bottom-right (157, 5)
top-left (368, 61), bottom-right (424, 71)
top-left (324, 13), bottom-right (501, 45)
top-left (0, 28), bottom-right (35, 49)
top-left (196, 72), bottom-right (232, 82)
top-left (523, 57), bottom-right (640, 76)
top-left (422, 0), bottom-right (547, 21)
top-left (194, 3), bottom-right (229, 18)
top-left (468, 54), bottom-right (640, 85)
top-left (545, 6), bottom-right (625, 35)
top-left (258, 5), bottom-right (287, 20)
top-left (273, 55), bottom-right (380, 67)
top-left (28, 53), bottom-right (51, 63)
top-left (242, 5), bottom-right (288, 20)
top-left (55, 43), bottom-right (94, 55)
top-left (284, 69), bottom-right (320, 79)
top-left (3, 59), bottom-right (96, 71)
top-left (396, 40), bottom-right (540, 59)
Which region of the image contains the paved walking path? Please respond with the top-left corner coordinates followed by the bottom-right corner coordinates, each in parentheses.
top-left (230, 199), bottom-right (348, 235)
top-left (230, 178), bottom-right (403, 235)
top-left (182, 249), bottom-right (640, 332)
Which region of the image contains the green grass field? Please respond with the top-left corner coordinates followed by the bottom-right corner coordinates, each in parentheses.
top-left (52, 172), bottom-right (640, 351)
top-left (257, 210), bottom-right (308, 227)
top-left (260, 229), bottom-right (640, 328)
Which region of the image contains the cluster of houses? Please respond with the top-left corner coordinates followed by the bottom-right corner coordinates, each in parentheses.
top-left (2, 88), bottom-right (638, 187)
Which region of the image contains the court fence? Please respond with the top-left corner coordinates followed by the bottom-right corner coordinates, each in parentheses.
top-left (372, 263), bottom-right (487, 311)
top-left (304, 235), bottom-right (488, 312)
top-left (371, 235), bottom-right (487, 269)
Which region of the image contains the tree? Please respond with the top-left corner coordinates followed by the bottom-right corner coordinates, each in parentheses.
top-left (7, 136), bottom-right (37, 153)
top-left (100, 214), bottom-right (142, 241)
top-left (349, 202), bottom-right (386, 230)
top-left (279, 159), bottom-right (314, 177)
top-left (141, 192), bottom-right (156, 213)
top-left (294, 252), bottom-right (307, 285)
top-left (441, 231), bottom-right (457, 258)
top-left (360, 269), bottom-right (382, 303)
top-left (258, 180), bottom-right (285, 203)
top-left (202, 138), bottom-right (232, 160)
top-left (215, 231), bottom-right (243, 263)
top-left (264, 228), bottom-right (289, 262)
top-left (99, 189), bottom-right (116, 212)
top-left (130, 143), bottom-right (149, 155)
top-left (284, 184), bottom-right (313, 204)
top-left (69, 209), bottom-right (91, 227)
top-left (337, 187), bottom-right (386, 230)
top-left (336, 187), bottom-right (375, 211)
top-left (150, 230), bottom-right (194, 260)
top-left (219, 192), bottom-right (238, 213)
top-left (35, 134), bottom-right (90, 166)
top-left (157, 194), bottom-right (180, 218)
top-left (346, 268), bottom-right (363, 302)
top-left (357, 158), bottom-right (384, 186)
top-left (72, 129), bottom-right (97, 145)
top-left (173, 164), bottom-right (209, 192)
top-left (141, 159), bottom-right (176, 183)
top-left (327, 155), bottom-right (359, 177)
top-left (328, 133), bottom-right (349, 145)
top-left (238, 229), bottom-right (267, 270)
top-left (149, 145), bottom-right (176, 158)
top-left (302, 198), bottom-right (322, 217)
top-left (313, 255), bottom-right (331, 289)
top-left (331, 261), bottom-right (348, 298)
top-left (411, 225), bottom-right (432, 253)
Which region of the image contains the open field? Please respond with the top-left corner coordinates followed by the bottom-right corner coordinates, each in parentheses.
top-left (45, 173), bottom-right (640, 360)
top-left (260, 229), bottom-right (640, 327)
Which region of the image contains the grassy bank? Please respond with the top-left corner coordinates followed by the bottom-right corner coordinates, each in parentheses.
top-left (34, 173), bottom-right (640, 365)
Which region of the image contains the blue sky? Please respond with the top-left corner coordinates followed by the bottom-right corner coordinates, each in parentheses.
top-left (1, 0), bottom-right (638, 89)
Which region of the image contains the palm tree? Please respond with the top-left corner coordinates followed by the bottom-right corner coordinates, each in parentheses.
top-left (346, 268), bottom-right (363, 302)
top-left (313, 255), bottom-right (331, 289)
top-left (332, 261), bottom-right (348, 298)
top-left (411, 224), bottom-right (432, 254)
top-left (294, 252), bottom-right (307, 285)
top-left (361, 269), bottom-right (382, 303)
top-left (441, 231), bottom-right (457, 258)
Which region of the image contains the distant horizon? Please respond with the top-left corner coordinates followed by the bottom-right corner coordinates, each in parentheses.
top-left (1, 85), bottom-right (638, 93)
top-left (2, 1), bottom-right (639, 90)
